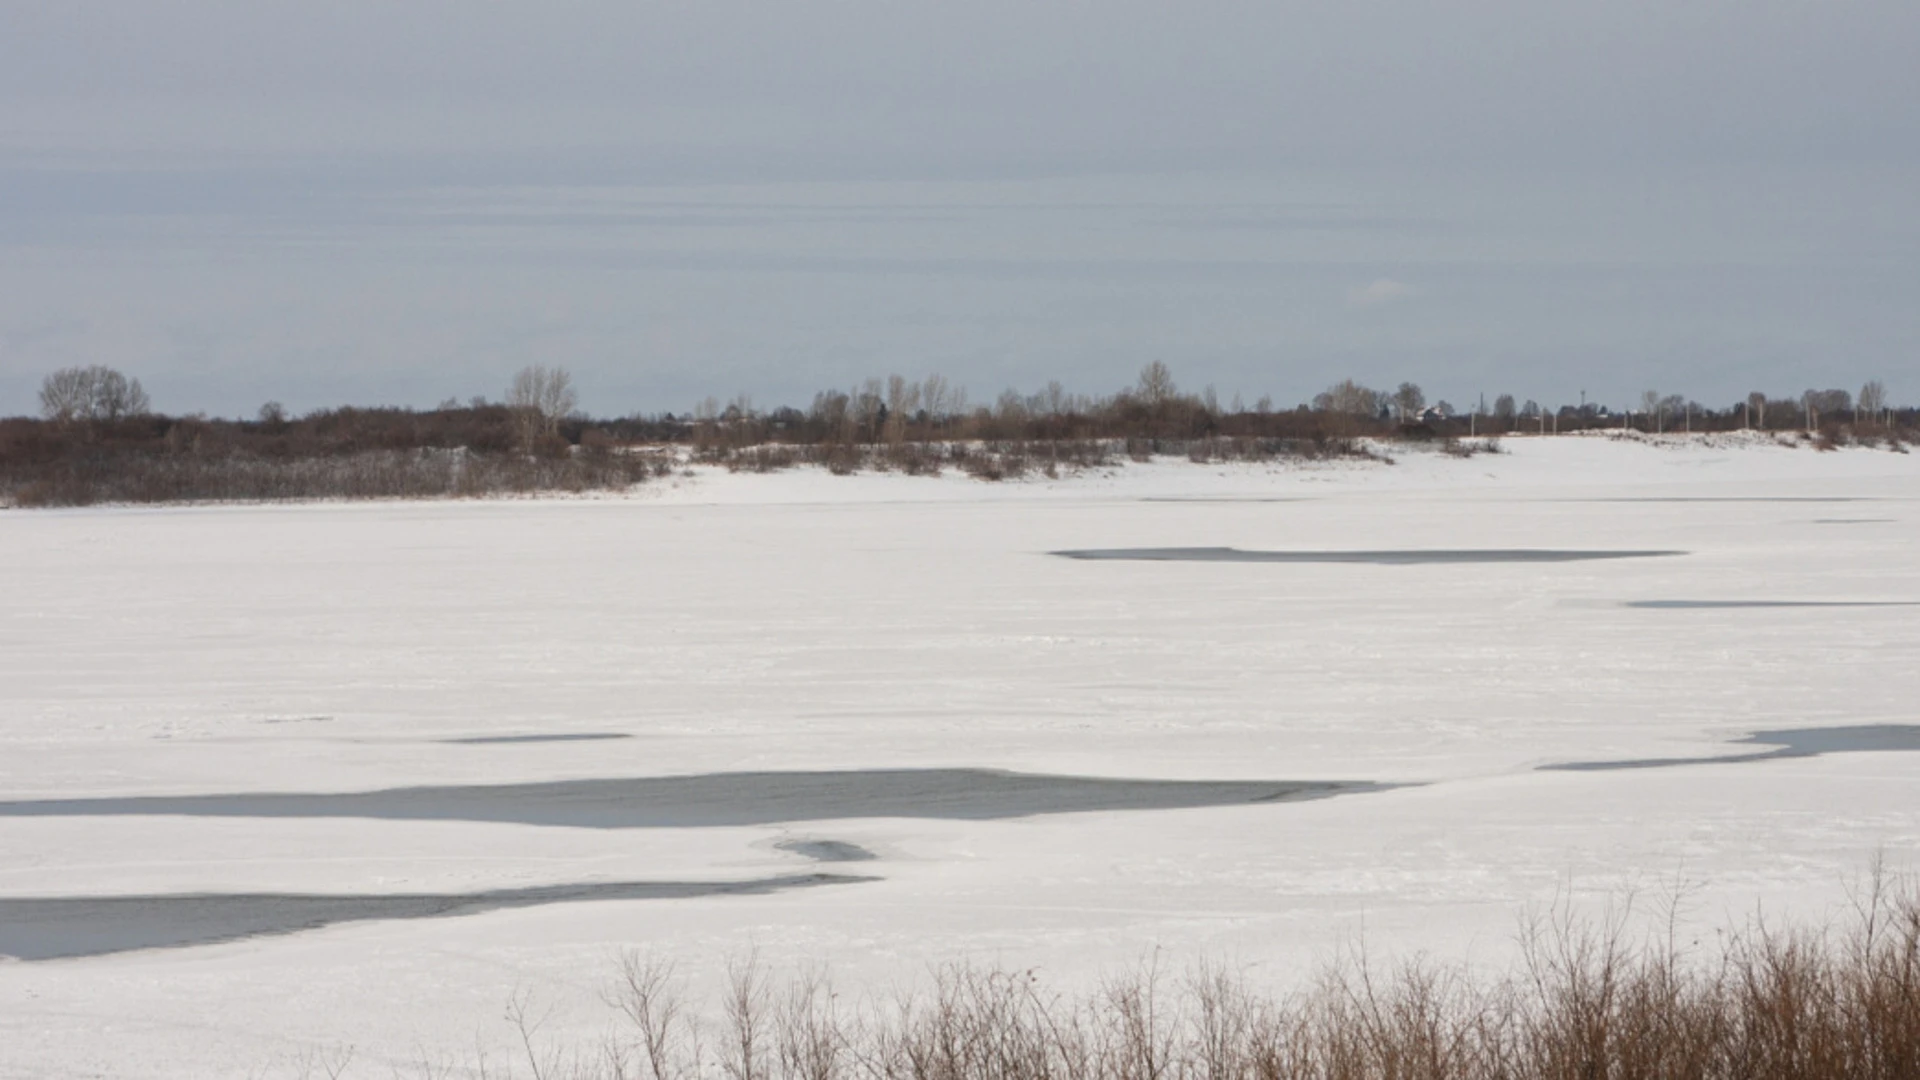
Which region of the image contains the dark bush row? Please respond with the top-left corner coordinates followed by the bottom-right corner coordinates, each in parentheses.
top-left (3, 444), bottom-right (663, 508)
top-left (5, 375), bottom-right (1913, 505)
top-left (0, 408), bottom-right (673, 507)
top-left (706, 436), bottom-right (1385, 481)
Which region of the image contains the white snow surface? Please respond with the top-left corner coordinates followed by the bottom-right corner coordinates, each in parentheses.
top-left (3, 432), bottom-right (1919, 1077)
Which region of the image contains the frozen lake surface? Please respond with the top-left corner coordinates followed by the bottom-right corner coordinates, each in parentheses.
top-left (2, 432), bottom-right (1918, 1077)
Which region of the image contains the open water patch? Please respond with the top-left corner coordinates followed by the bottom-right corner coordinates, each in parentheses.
top-left (443, 733), bottom-right (634, 745)
top-left (0, 769), bottom-right (1388, 829)
top-left (1053, 547), bottom-right (1682, 565)
top-left (1544, 724), bottom-right (1920, 772)
top-left (0, 873), bottom-right (867, 961)
top-left (776, 839), bottom-right (878, 863)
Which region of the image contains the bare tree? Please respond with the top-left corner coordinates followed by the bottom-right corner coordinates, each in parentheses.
top-left (1859, 379), bottom-right (1888, 424)
top-left (884, 374), bottom-right (920, 442)
top-left (1391, 382), bottom-right (1425, 421)
top-left (38, 368), bottom-right (91, 422)
top-left (1802, 387), bottom-right (1851, 429)
top-left (851, 378), bottom-right (886, 442)
top-left (810, 390), bottom-right (853, 443)
top-left (1315, 379), bottom-right (1382, 417)
top-left (507, 365), bottom-right (577, 448)
top-left (1039, 380), bottom-right (1069, 418)
top-left (1137, 362), bottom-right (1177, 408)
top-left (919, 374), bottom-right (952, 422)
top-left (993, 388), bottom-right (1029, 426)
top-left (39, 365), bottom-right (150, 424)
top-left (97, 369), bottom-right (147, 419)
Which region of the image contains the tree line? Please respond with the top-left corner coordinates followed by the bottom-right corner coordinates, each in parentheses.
top-left (4, 363), bottom-right (1912, 506)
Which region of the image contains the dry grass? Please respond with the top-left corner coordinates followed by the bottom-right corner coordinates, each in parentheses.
top-left (388, 873), bottom-right (1920, 1080)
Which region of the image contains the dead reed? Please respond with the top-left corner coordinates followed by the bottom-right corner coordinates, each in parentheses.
top-left (457, 874), bottom-right (1920, 1080)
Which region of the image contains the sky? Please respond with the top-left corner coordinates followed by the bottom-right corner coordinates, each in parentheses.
top-left (1, 1), bottom-right (1916, 418)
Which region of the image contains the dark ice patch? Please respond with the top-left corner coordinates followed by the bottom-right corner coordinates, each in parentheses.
top-left (0, 873), bottom-right (868, 961)
top-left (0, 770), bottom-right (1390, 830)
top-left (1544, 725), bottom-right (1920, 772)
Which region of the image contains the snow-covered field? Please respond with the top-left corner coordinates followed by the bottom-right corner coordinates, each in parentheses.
top-left (3, 432), bottom-right (1918, 1078)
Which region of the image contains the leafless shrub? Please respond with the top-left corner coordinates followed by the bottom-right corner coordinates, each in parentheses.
top-left (728, 446), bottom-right (800, 473)
top-left (1177, 437), bottom-right (1344, 464)
top-left (612, 955), bottom-right (698, 1080)
top-left (954, 442), bottom-right (1034, 482)
top-left (819, 444), bottom-right (862, 476)
top-left (579, 882), bottom-right (1920, 1080)
top-left (775, 969), bottom-right (842, 1080)
top-left (723, 953), bottom-right (771, 1080)
top-left (881, 441), bottom-right (942, 476)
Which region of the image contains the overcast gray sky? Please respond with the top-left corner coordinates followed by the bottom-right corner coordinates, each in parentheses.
top-left (2, 1), bottom-right (1916, 417)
